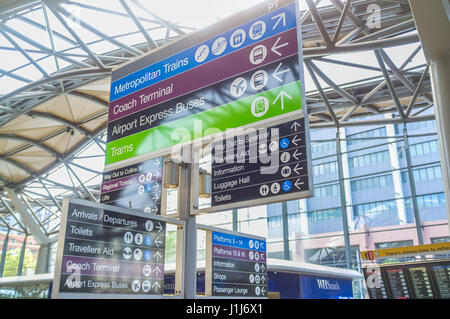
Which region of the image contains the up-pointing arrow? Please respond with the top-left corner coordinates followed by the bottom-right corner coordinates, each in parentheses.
top-left (152, 281), bottom-right (161, 292)
top-left (272, 62), bottom-right (289, 82)
top-left (154, 251), bottom-right (162, 262)
top-left (273, 90), bottom-right (292, 110)
top-left (271, 12), bottom-right (286, 30)
top-left (153, 266), bottom-right (161, 276)
top-left (271, 36), bottom-right (288, 56)
top-left (290, 121), bottom-right (301, 132)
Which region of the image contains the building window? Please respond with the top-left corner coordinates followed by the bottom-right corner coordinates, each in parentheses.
top-left (395, 120), bottom-right (436, 134)
top-left (349, 150), bottom-right (389, 168)
top-left (401, 165), bottom-right (442, 184)
top-left (311, 141), bottom-right (335, 155)
top-left (308, 208), bottom-right (341, 222)
top-left (312, 161), bottom-right (337, 176)
top-left (347, 127), bottom-right (387, 146)
top-left (398, 140), bottom-right (439, 158)
top-left (353, 199), bottom-right (397, 218)
top-left (375, 240), bottom-right (414, 250)
top-left (351, 174), bottom-right (393, 192)
top-left (314, 183), bottom-right (339, 197)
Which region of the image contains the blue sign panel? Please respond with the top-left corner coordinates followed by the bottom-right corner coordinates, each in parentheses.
top-left (212, 231), bottom-right (266, 252)
top-left (300, 275), bottom-right (353, 299)
top-left (109, 2), bottom-right (297, 101)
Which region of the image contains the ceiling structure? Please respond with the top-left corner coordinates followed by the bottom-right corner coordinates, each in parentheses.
top-left (0, 0), bottom-right (434, 242)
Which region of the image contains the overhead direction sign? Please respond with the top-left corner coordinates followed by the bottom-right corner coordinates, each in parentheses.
top-left (100, 157), bottom-right (163, 215)
top-left (105, 0), bottom-right (304, 166)
top-left (204, 227), bottom-right (268, 298)
top-left (211, 118), bottom-right (309, 207)
top-left (52, 198), bottom-right (167, 298)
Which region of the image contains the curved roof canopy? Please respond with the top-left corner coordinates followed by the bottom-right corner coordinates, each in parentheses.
top-left (0, 0), bottom-right (433, 240)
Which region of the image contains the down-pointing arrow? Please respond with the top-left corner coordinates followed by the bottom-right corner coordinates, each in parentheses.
top-left (273, 90), bottom-right (292, 110)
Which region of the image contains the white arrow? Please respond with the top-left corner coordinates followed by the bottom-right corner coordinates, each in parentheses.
top-left (292, 135), bottom-right (301, 146)
top-left (293, 163), bottom-right (303, 175)
top-left (273, 90), bottom-right (292, 110)
top-left (293, 149), bottom-right (302, 161)
top-left (155, 222), bottom-right (163, 233)
top-left (152, 193), bottom-right (159, 202)
top-left (153, 182), bottom-right (160, 191)
top-left (290, 121), bottom-right (301, 132)
top-left (260, 264), bottom-right (266, 272)
top-left (294, 178), bottom-right (304, 189)
top-left (261, 286), bottom-right (266, 295)
top-left (261, 275), bottom-right (266, 283)
top-left (154, 158), bottom-right (161, 167)
top-left (152, 281), bottom-right (161, 292)
top-left (151, 206), bottom-right (158, 214)
top-left (154, 236), bottom-right (162, 248)
top-left (153, 266), bottom-right (161, 276)
top-left (154, 170), bottom-right (160, 179)
top-left (271, 12), bottom-right (286, 30)
top-left (272, 62), bottom-right (289, 82)
top-left (271, 36), bottom-right (288, 56)
top-left (154, 251), bottom-right (162, 262)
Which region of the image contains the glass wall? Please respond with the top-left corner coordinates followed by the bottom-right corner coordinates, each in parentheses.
top-left (194, 115), bottom-right (449, 298)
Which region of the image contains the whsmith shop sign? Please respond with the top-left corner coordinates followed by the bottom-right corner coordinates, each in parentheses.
top-left (105, 0), bottom-right (304, 166)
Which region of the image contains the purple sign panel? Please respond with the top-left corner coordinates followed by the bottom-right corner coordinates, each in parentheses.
top-left (57, 201), bottom-right (166, 296)
top-left (100, 157), bottom-right (163, 214)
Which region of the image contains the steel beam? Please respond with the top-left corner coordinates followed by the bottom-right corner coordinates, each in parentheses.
top-left (5, 188), bottom-right (49, 244)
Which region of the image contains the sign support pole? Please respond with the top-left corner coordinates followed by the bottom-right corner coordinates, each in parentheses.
top-left (178, 146), bottom-right (197, 299)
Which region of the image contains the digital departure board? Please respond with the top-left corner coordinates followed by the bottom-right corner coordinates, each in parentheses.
top-left (383, 266), bottom-right (410, 299)
top-left (430, 261), bottom-right (450, 298)
top-left (363, 267), bottom-right (388, 299)
top-left (364, 260), bottom-right (450, 299)
top-left (405, 264), bottom-right (435, 299)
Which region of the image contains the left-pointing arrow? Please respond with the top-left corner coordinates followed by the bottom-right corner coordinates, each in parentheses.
top-left (273, 90), bottom-right (292, 110)
top-left (272, 62), bottom-right (289, 82)
top-left (294, 178), bottom-right (304, 189)
top-left (292, 134), bottom-right (301, 146)
top-left (155, 236), bottom-right (162, 247)
top-left (271, 36), bottom-right (288, 56)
